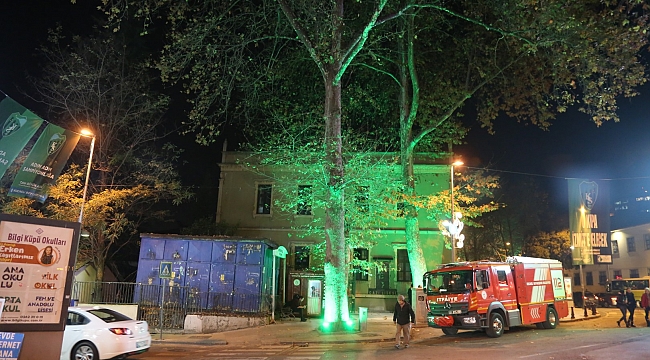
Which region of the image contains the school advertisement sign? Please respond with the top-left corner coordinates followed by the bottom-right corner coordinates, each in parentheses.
top-left (0, 215), bottom-right (79, 331)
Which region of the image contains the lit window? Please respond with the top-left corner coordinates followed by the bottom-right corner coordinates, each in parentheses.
top-left (256, 184), bottom-right (272, 215)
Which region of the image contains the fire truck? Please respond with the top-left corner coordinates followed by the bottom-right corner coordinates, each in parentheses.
top-left (423, 256), bottom-right (569, 338)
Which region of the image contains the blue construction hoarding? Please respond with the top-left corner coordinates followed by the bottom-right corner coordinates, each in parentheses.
top-left (134, 234), bottom-right (277, 312)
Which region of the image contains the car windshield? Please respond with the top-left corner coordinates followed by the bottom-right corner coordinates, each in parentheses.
top-left (425, 270), bottom-right (473, 295)
top-left (87, 309), bottom-right (132, 323)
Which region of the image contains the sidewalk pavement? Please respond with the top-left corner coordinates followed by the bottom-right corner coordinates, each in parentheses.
top-left (151, 309), bottom-right (600, 346)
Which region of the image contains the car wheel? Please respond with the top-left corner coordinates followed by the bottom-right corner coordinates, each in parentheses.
top-left (441, 327), bottom-right (458, 335)
top-left (71, 341), bottom-right (98, 360)
top-left (542, 307), bottom-right (558, 329)
top-left (486, 312), bottom-right (504, 338)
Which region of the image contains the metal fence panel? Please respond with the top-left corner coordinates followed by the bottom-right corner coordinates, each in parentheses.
top-left (71, 281), bottom-right (273, 330)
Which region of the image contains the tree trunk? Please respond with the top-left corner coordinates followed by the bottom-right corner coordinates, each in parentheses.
top-left (322, 67), bottom-right (350, 327)
top-left (398, 13), bottom-right (428, 287)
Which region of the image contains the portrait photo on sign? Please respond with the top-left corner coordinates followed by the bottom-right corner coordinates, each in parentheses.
top-left (38, 245), bottom-right (58, 266)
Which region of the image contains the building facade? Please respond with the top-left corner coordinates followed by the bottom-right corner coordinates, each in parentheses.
top-left (571, 222), bottom-right (650, 294)
top-left (216, 149), bottom-right (451, 312)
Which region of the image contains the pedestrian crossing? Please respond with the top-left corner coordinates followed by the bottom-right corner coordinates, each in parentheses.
top-left (134, 343), bottom-right (334, 360)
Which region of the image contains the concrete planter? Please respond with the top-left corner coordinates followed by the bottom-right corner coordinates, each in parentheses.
top-left (184, 314), bottom-right (268, 334)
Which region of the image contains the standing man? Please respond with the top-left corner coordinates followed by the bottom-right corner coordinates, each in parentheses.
top-left (287, 294), bottom-right (307, 322)
top-left (393, 294), bottom-right (415, 349)
top-left (625, 287), bottom-right (637, 327)
top-left (641, 287), bottom-right (650, 327)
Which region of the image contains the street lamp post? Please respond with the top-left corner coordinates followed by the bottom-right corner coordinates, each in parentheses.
top-left (450, 160), bottom-right (463, 262)
top-left (78, 129), bottom-right (96, 224)
top-left (505, 242), bottom-right (511, 257)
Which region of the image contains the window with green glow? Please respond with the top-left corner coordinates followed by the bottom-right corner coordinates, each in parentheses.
top-left (396, 202), bottom-right (406, 217)
top-left (355, 186), bottom-right (369, 213)
top-left (294, 245), bottom-right (310, 270)
top-left (396, 249), bottom-right (411, 282)
top-left (256, 184), bottom-right (272, 214)
top-left (354, 248), bottom-right (369, 281)
top-left (297, 185), bottom-right (312, 215)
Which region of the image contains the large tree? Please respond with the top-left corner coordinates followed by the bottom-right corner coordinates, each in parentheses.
top-left (352, 0), bottom-right (649, 284)
top-left (3, 25), bottom-right (191, 282)
top-left (99, 0), bottom-right (649, 327)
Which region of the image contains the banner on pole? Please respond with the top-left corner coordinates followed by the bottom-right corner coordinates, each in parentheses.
top-left (0, 97), bottom-right (44, 179)
top-left (568, 179), bottom-right (611, 265)
top-left (8, 123), bottom-right (80, 202)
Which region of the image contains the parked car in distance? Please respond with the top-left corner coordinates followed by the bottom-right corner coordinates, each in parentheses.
top-left (595, 292), bottom-right (618, 307)
top-left (61, 306), bottom-right (151, 360)
top-left (572, 290), bottom-right (600, 308)
top-left (582, 291), bottom-right (598, 307)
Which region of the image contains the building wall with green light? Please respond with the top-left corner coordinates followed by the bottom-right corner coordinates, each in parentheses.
top-left (217, 151), bottom-right (450, 312)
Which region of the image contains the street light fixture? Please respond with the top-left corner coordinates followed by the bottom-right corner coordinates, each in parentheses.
top-left (78, 129), bottom-right (96, 224)
top-left (450, 160), bottom-right (464, 262)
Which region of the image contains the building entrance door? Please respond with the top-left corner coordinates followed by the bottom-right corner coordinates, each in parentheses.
top-left (307, 279), bottom-right (322, 315)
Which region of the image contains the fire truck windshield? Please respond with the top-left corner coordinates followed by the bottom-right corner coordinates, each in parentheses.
top-left (425, 270), bottom-right (473, 295)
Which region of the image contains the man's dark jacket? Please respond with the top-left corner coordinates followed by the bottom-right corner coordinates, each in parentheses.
top-left (626, 292), bottom-right (637, 310)
top-left (393, 301), bottom-right (415, 325)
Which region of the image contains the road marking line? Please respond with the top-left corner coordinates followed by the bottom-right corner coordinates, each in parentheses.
top-left (518, 343), bottom-right (602, 358)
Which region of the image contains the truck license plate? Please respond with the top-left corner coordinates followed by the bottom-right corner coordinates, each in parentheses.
top-left (450, 310), bottom-right (462, 314)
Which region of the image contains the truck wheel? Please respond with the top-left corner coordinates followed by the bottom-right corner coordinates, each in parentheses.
top-left (542, 307), bottom-right (558, 329)
top-left (441, 327), bottom-right (458, 335)
top-left (486, 312), bottom-right (504, 338)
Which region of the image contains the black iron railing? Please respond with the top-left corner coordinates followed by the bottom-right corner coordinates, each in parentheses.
top-left (71, 281), bottom-right (274, 330)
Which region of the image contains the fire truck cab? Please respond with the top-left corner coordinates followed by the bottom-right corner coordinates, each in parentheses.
top-left (423, 256), bottom-right (569, 338)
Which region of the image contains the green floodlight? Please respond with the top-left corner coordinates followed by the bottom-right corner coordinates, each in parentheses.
top-left (320, 321), bottom-right (332, 333)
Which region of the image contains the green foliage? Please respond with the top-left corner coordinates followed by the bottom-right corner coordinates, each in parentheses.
top-left (524, 229), bottom-right (572, 269)
top-left (238, 150), bottom-right (403, 275)
top-left (100, 0), bottom-right (650, 322)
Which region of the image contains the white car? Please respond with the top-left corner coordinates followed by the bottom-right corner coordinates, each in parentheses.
top-left (61, 306), bottom-right (151, 360)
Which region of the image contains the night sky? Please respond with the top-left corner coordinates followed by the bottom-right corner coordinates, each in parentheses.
top-left (2, 0), bottom-right (650, 223)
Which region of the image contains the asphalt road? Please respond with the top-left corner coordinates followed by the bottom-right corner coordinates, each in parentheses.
top-left (133, 309), bottom-right (650, 360)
